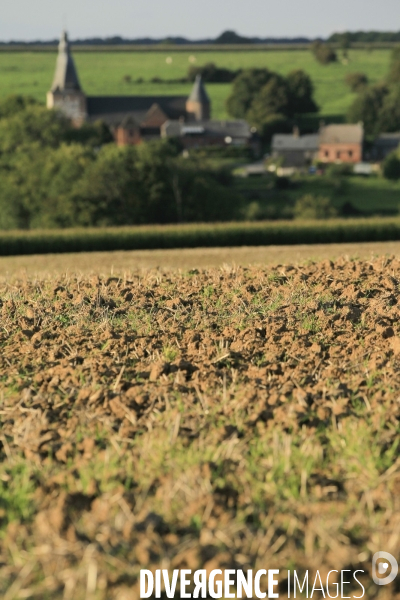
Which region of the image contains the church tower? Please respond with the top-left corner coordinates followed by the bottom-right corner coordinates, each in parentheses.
top-left (46, 31), bottom-right (87, 125)
top-left (186, 75), bottom-right (211, 121)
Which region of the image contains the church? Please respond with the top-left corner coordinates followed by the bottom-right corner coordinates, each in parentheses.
top-left (46, 31), bottom-right (253, 148)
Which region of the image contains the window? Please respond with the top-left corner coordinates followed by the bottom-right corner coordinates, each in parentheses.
top-left (324, 150), bottom-right (329, 158)
top-left (336, 151), bottom-right (341, 159)
top-left (348, 150), bottom-right (353, 158)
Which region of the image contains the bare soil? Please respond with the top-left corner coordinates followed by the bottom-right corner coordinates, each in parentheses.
top-left (3, 240), bottom-right (400, 278)
top-left (1, 257), bottom-right (400, 598)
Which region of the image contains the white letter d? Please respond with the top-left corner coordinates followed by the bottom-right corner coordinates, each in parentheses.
top-left (140, 570), bottom-right (154, 598)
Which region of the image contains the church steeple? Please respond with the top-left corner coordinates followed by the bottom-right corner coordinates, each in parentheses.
top-left (47, 31), bottom-right (86, 124)
top-left (50, 30), bottom-right (81, 92)
top-left (186, 75), bottom-right (211, 121)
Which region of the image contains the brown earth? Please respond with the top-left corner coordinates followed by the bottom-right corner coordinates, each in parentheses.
top-left (3, 240), bottom-right (400, 278)
top-left (1, 257), bottom-right (400, 599)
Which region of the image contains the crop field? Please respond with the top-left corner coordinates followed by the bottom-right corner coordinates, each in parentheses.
top-left (1, 257), bottom-right (400, 599)
top-left (0, 48), bottom-right (391, 119)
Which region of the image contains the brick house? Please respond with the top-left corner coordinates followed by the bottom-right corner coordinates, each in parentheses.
top-left (318, 124), bottom-right (363, 163)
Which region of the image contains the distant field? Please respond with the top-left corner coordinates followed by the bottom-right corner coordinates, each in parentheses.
top-left (0, 48), bottom-right (391, 119)
top-left (235, 174), bottom-right (400, 216)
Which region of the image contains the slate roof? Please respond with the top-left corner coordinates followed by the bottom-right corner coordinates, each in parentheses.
top-left (374, 132), bottom-right (400, 146)
top-left (120, 114), bottom-right (139, 129)
top-left (272, 133), bottom-right (319, 152)
top-left (50, 31), bottom-right (81, 92)
top-left (188, 75), bottom-right (210, 105)
top-left (162, 119), bottom-right (251, 139)
top-left (320, 124), bottom-right (363, 145)
top-left (86, 95), bottom-right (187, 126)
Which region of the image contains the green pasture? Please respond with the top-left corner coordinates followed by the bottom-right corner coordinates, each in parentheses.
top-left (0, 48), bottom-right (391, 120)
top-left (288, 175), bottom-right (400, 214)
top-left (235, 174), bottom-right (400, 216)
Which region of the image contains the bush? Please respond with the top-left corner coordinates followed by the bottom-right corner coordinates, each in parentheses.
top-left (311, 41), bottom-right (337, 65)
top-left (383, 152), bottom-right (400, 180)
top-left (326, 163), bottom-right (353, 177)
top-left (187, 62), bottom-right (239, 83)
top-left (294, 195), bottom-right (338, 220)
top-left (345, 72), bottom-right (369, 92)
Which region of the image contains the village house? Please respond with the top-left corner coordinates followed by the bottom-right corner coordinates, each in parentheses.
top-left (318, 123), bottom-right (363, 164)
top-left (271, 128), bottom-right (319, 167)
top-left (47, 31), bottom-right (252, 148)
top-left (272, 123), bottom-right (365, 167)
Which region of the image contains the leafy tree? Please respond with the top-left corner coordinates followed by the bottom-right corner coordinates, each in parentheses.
top-left (347, 83), bottom-right (389, 137)
top-left (0, 105), bottom-right (70, 153)
top-left (226, 68), bottom-right (318, 139)
top-left (383, 151), bottom-right (400, 180)
top-left (71, 144), bottom-right (150, 226)
top-left (0, 143), bottom-right (94, 229)
top-left (247, 76), bottom-right (291, 127)
top-left (0, 95), bottom-right (38, 119)
top-left (378, 84), bottom-right (400, 133)
top-left (345, 72), bottom-right (369, 92)
top-left (64, 119), bottom-right (114, 148)
top-left (169, 158), bottom-right (241, 222)
top-left (226, 69), bottom-right (273, 118)
top-left (311, 41), bottom-right (337, 65)
top-left (287, 70), bottom-right (319, 114)
top-left (388, 45), bottom-right (400, 84)
top-left (294, 195), bottom-right (337, 219)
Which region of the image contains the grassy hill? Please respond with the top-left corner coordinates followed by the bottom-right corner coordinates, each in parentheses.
top-left (0, 48), bottom-right (391, 120)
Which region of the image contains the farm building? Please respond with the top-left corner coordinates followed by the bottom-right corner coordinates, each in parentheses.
top-left (318, 123), bottom-right (363, 164)
top-left (161, 119), bottom-right (253, 149)
top-left (47, 32), bottom-right (211, 143)
top-left (271, 129), bottom-right (319, 167)
top-left (371, 132), bottom-right (400, 161)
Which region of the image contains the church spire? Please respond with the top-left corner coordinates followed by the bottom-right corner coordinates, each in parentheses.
top-left (186, 75), bottom-right (211, 121)
top-left (188, 75), bottom-right (210, 105)
top-left (50, 30), bottom-right (81, 92)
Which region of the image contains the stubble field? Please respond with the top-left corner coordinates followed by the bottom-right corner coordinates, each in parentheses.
top-left (1, 256), bottom-right (400, 599)
top-left (0, 48), bottom-right (391, 119)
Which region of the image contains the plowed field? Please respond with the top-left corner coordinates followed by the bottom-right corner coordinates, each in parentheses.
top-left (1, 258), bottom-right (400, 599)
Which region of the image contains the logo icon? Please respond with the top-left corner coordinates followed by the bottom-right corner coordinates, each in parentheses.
top-left (372, 552), bottom-right (398, 585)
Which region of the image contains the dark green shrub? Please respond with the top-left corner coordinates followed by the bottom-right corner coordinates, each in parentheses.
top-left (345, 72), bottom-right (369, 92)
top-left (294, 195), bottom-right (338, 219)
top-left (311, 41), bottom-right (337, 65)
top-left (187, 62), bottom-right (240, 83)
top-left (383, 152), bottom-right (400, 180)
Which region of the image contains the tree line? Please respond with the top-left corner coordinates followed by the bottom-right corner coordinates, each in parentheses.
top-left (0, 97), bottom-right (244, 230)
